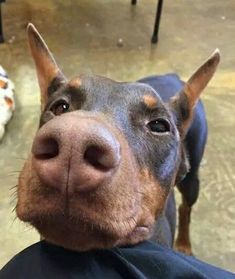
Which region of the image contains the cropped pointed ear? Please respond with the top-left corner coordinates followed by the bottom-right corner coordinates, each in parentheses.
top-left (170, 49), bottom-right (220, 138)
top-left (27, 23), bottom-right (66, 109)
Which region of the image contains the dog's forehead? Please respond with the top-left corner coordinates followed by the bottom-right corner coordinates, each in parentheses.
top-left (68, 74), bottom-right (164, 107)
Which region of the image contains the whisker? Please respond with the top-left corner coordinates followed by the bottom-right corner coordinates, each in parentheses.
top-left (5, 173), bottom-right (19, 177)
top-left (9, 184), bottom-right (18, 191)
top-left (10, 190), bottom-right (17, 198)
top-left (22, 226), bottom-right (34, 233)
top-left (8, 170), bottom-right (22, 174)
top-left (14, 157), bottom-right (27, 161)
top-left (11, 205), bottom-right (17, 213)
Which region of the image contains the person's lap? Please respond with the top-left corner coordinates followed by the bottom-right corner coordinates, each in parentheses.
top-left (1, 240), bottom-right (234, 279)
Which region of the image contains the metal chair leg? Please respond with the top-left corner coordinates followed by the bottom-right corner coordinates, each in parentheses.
top-left (151, 0), bottom-right (163, 44)
top-left (0, 4), bottom-right (4, 43)
top-left (131, 0), bottom-right (137, 5)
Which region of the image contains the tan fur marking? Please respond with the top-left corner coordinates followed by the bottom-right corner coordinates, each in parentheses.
top-left (174, 197), bottom-right (192, 255)
top-left (143, 95), bottom-right (157, 109)
top-left (119, 168), bottom-right (168, 247)
top-left (68, 78), bottom-right (82, 88)
top-left (184, 83), bottom-right (197, 109)
top-left (139, 168), bottom-right (167, 220)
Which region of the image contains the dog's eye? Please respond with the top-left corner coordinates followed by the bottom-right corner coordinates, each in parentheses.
top-left (147, 118), bottom-right (171, 134)
top-left (52, 101), bottom-right (70, 116)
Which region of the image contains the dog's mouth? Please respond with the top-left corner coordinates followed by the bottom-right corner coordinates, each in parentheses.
top-left (16, 168), bottom-right (148, 250)
top-left (32, 192), bottom-right (139, 237)
top-left (19, 194), bottom-right (153, 251)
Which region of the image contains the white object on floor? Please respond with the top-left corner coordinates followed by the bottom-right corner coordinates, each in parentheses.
top-left (0, 66), bottom-right (15, 140)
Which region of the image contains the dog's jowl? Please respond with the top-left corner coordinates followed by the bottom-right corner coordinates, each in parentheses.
top-left (16, 24), bottom-right (220, 253)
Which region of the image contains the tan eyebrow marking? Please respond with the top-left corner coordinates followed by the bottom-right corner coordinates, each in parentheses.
top-left (68, 78), bottom-right (82, 88)
top-left (143, 95), bottom-right (158, 109)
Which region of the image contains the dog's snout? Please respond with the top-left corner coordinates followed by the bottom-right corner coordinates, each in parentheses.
top-left (84, 144), bottom-right (119, 171)
top-left (32, 112), bottom-right (121, 193)
top-left (33, 137), bottom-right (59, 160)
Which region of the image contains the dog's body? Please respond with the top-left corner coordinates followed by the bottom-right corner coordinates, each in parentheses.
top-left (16, 24), bottom-right (219, 255)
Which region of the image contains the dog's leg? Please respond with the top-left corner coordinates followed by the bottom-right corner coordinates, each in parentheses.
top-left (174, 101), bottom-right (207, 255)
top-left (175, 197), bottom-right (193, 255)
top-left (175, 173), bottom-right (199, 255)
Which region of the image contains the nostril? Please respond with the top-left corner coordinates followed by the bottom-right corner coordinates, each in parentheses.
top-left (34, 138), bottom-right (59, 160)
top-left (84, 145), bottom-right (112, 172)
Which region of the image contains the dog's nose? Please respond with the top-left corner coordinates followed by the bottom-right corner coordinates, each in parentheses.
top-left (32, 112), bottom-right (121, 193)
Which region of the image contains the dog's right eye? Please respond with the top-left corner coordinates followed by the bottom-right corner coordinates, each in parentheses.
top-left (147, 118), bottom-right (171, 134)
top-left (51, 101), bottom-right (70, 116)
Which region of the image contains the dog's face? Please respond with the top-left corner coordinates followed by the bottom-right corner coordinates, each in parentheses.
top-left (16, 24), bottom-right (220, 251)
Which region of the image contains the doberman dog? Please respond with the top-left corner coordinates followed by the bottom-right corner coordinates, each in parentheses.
top-left (16, 24), bottom-right (220, 255)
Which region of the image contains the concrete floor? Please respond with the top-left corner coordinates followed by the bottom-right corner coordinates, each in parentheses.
top-left (0, 0), bottom-right (235, 272)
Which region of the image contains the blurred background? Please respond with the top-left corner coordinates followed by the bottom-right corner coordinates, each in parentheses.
top-left (0, 0), bottom-right (234, 272)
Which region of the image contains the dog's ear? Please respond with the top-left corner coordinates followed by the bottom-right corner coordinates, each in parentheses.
top-left (170, 49), bottom-right (220, 138)
top-left (27, 23), bottom-right (66, 109)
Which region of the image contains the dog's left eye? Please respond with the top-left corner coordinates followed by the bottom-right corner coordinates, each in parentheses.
top-left (52, 101), bottom-right (70, 116)
top-left (147, 118), bottom-right (171, 134)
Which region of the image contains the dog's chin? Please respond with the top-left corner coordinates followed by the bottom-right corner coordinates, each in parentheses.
top-left (33, 218), bottom-right (121, 251)
top-left (17, 200), bottom-right (153, 251)
top-left (29, 213), bottom-right (152, 251)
